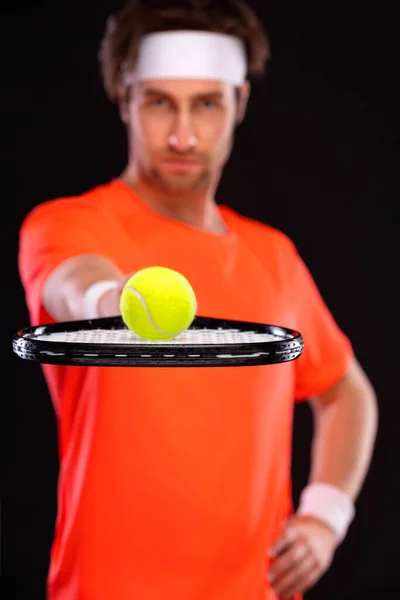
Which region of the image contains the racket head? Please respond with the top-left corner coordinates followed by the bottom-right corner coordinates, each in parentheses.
top-left (13, 315), bottom-right (304, 368)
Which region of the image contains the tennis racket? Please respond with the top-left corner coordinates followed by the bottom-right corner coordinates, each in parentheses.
top-left (13, 315), bottom-right (304, 368)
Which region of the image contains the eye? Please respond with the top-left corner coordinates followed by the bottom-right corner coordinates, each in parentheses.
top-left (147, 97), bottom-right (169, 109)
top-left (149, 98), bottom-right (169, 108)
top-left (198, 99), bottom-right (218, 110)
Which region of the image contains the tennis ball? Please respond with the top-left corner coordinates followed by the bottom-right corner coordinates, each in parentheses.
top-left (120, 266), bottom-right (197, 341)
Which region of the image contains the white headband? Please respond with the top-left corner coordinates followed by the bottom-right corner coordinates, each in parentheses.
top-left (124, 31), bottom-right (247, 86)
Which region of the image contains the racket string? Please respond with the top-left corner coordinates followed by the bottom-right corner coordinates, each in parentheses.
top-left (30, 327), bottom-right (285, 346)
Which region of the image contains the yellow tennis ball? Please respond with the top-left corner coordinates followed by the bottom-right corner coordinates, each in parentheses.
top-left (120, 266), bottom-right (197, 341)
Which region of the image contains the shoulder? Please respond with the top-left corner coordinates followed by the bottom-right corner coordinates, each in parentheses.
top-left (221, 205), bottom-right (298, 258)
top-left (19, 180), bottom-right (117, 232)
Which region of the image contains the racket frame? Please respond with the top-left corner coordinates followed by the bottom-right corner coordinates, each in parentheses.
top-left (13, 315), bottom-right (304, 368)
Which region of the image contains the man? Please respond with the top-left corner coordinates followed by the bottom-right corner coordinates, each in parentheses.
top-left (18, 1), bottom-right (378, 599)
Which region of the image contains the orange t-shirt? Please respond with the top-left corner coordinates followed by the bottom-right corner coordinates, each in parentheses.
top-left (18, 179), bottom-right (354, 600)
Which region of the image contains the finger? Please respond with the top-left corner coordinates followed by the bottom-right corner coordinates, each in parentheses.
top-left (297, 564), bottom-right (322, 595)
top-left (277, 565), bottom-right (322, 600)
top-left (272, 554), bottom-right (317, 599)
top-left (270, 525), bottom-right (296, 558)
top-left (268, 538), bottom-right (309, 583)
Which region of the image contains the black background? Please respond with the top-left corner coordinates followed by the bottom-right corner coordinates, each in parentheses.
top-left (3, 1), bottom-right (399, 599)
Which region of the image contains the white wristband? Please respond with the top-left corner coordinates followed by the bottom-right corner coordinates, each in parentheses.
top-left (82, 280), bottom-right (119, 320)
top-left (297, 483), bottom-right (355, 543)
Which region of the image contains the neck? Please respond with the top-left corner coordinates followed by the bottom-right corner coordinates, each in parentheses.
top-left (120, 165), bottom-right (227, 234)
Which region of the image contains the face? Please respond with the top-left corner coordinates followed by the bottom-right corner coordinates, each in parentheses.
top-left (122, 79), bottom-right (249, 194)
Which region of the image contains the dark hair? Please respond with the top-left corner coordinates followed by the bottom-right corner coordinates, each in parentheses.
top-left (99, 0), bottom-right (271, 103)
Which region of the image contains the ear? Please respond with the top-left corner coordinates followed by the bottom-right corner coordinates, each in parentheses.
top-left (117, 83), bottom-right (130, 124)
top-left (236, 81), bottom-right (251, 125)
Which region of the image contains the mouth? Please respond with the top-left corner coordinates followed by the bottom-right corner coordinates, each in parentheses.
top-left (160, 158), bottom-right (202, 173)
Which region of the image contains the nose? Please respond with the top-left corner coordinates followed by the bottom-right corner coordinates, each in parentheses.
top-left (168, 112), bottom-right (198, 153)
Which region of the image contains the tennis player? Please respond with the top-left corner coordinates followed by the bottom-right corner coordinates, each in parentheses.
top-left (18, 1), bottom-right (378, 599)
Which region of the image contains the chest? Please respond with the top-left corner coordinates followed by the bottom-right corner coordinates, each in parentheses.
top-left (102, 216), bottom-right (293, 326)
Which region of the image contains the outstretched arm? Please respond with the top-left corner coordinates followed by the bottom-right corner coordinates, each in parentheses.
top-left (42, 254), bottom-right (127, 322)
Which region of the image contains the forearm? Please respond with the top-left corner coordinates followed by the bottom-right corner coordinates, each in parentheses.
top-left (43, 254), bottom-right (125, 322)
top-left (269, 364), bottom-right (377, 595)
top-left (308, 363), bottom-right (378, 501)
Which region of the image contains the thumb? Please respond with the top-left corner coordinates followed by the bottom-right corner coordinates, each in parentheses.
top-left (269, 517), bottom-right (296, 557)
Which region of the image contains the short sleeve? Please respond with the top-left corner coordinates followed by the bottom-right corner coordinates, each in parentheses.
top-left (289, 248), bottom-right (355, 401)
top-left (18, 197), bottom-right (109, 326)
